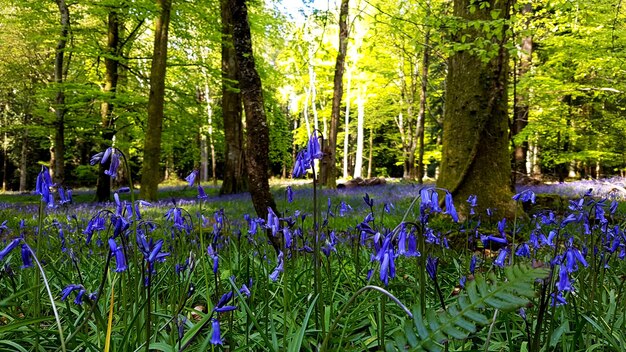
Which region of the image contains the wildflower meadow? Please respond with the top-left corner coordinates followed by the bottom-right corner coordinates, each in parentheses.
top-left (1, 138), bottom-right (626, 351)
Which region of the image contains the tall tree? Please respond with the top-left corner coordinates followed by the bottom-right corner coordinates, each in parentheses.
top-left (220, 0), bottom-right (247, 195)
top-left (230, 0), bottom-right (280, 250)
top-left (320, 0), bottom-right (349, 187)
top-left (96, 7), bottom-right (120, 201)
top-left (140, 0), bottom-right (172, 201)
top-left (511, 2), bottom-right (533, 183)
top-left (437, 0), bottom-right (516, 217)
top-left (416, 0), bottom-right (431, 183)
top-left (51, 0), bottom-right (70, 185)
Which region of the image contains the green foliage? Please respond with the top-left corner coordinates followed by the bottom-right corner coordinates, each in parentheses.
top-left (388, 265), bottom-right (549, 352)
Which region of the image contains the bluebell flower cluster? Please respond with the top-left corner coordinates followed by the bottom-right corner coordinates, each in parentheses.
top-left (292, 131), bottom-right (323, 178)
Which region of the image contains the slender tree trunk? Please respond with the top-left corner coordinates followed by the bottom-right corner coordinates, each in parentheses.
top-left (416, 4), bottom-right (431, 183)
top-left (96, 9), bottom-right (120, 201)
top-left (231, 0), bottom-right (280, 250)
top-left (204, 81), bottom-right (217, 184)
top-left (354, 90), bottom-right (364, 178)
top-left (19, 127), bottom-right (28, 192)
top-left (367, 128), bottom-right (373, 179)
top-left (320, 0), bottom-right (349, 188)
top-left (52, 0), bottom-right (70, 185)
top-left (140, 0), bottom-right (172, 200)
top-left (342, 67), bottom-right (351, 179)
top-left (308, 48), bottom-right (319, 135)
top-left (511, 2), bottom-right (532, 183)
top-left (438, 0), bottom-right (515, 218)
top-left (220, 0), bottom-right (247, 194)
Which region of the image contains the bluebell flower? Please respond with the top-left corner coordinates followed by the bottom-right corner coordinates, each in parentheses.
top-left (467, 195), bottom-right (478, 215)
top-left (486, 208), bottom-right (493, 217)
top-left (363, 193), bottom-right (374, 207)
top-left (267, 207), bottom-right (280, 237)
top-left (61, 284), bottom-right (83, 302)
top-left (610, 200), bottom-right (618, 215)
top-left (540, 230), bottom-right (557, 247)
top-left (519, 308), bottom-right (527, 320)
top-left (74, 289), bottom-right (87, 305)
top-left (197, 185), bottom-right (208, 199)
top-left (185, 170), bottom-right (198, 187)
top-left (58, 187), bottom-right (72, 205)
top-left (556, 265), bottom-right (572, 292)
top-left (108, 238), bottom-right (127, 272)
top-left (512, 189), bottom-right (536, 204)
top-left (460, 276), bottom-right (467, 288)
top-left (210, 319), bottom-right (223, 345)
top-left (497, 218), bottom-right (506, 236)
top-left (35, 166), bottom-right (54, 207)
top-left (105, 151), bottom-right (120, 178)
top-left (214, 291), bottom-right (237, 313)
top-left (406, 233), bottom-right (419, 257)
top-left (307, 131), bottom-right (323, 159)
top-left (0, 238), bottom-right (20, 261)
top-left (551, 292), bottom-right (567, 306)
top-left (565, 246), bottom-right (587, 272)
top-left (384, 202), bottom-right (394, 214)
top-left (20, 244), bottom-right (33, 269)
top-left (339, 201), bottom-right (352, 217)
top-left (269, 251), bottom-right (284, 282)
top-left (292, 151), bottom-right (308, 178)
top-left (207, 244), bottom-right (219, 274)
top-left (515, 243), bottom-right (531, 258)
top-left (444, 192), bottom-right (458, 222)
top-left (426, 255), bottom-right (438, 281)
top-left (286, 186), bottom-right (294, 203)
top-left (469, 255), bottom-right (477, 274)
top-left (494, 249), bottom-right (508, 267)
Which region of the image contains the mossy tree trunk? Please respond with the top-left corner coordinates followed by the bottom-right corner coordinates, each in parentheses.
top-left (220, 0), bottom-right (247, 195)
top-left (231, 0), bottom-right (280, 250)
top-left (140, 0), bottom-right (172, 201)
top-left (51, 0), bottom-right (70, 185)
top-left (437, 0), bottom-right (516, 218)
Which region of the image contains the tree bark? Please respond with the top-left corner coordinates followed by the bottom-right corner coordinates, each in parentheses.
top-left (96, 8), bottom-right (120, 201)
top-left (52, 0), bottom-right (70, 185)
top-left (320, 0), bottom-right (349, 188)
top-left (342, 67), bottom-right (351, 179)
top-left (354, 89), bottom-right (364, 178)
top-left (230, 0), bottom-right (280, 250)
top-left (220, 0), bottom-right (247, 194)
top-left (511, 3), bottom-right (532, 183)
top-left (437, 0), bottom-right (515, 218)
top-left (416, 2), bottom-right (431, 184)
top-left (140, 0), bottom-right (172, 201)
top-left (19, 115), bottom-right (29, 192)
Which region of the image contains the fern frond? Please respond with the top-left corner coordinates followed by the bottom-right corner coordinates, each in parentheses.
top-left (391, 264), bottom-right (548, 352)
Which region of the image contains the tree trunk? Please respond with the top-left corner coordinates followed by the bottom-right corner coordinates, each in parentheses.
top-left (354, 89), bottom-right (364, 178)
top-left (230, 0), bottom-right (280, 250)
top-left (140, 0), bottom-right (172, 201)
top-left (437, 0), bottom-right (515, 218)
top-left (220, 0), bottom-right (247, 194)
top-left (52, 0), bottom-right (70, 185)
top-left (320, 0), bottom-right (349, 188)
top-left (342, 67), bottom-right (351, 180)
top-left (96, 9), bottom-right (120, 201)
top-left (511, 2), bottom-right (532, 184)
top-left (19, 116), bottom-right (29, 192)
top-left (204, 80), bottom-right (217, 184)
top-left (367, 128), bottom-right (373, 179)
top-left (416, 4), bottom-right (431, 184)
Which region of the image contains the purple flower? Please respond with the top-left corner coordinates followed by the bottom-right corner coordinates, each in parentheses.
top-left (104, 151), bottom-right (120, 178)
top-left (515, 243), bottom-right (531, 258)
top-left (426, 255), bottom-right (438, 281)
top-left (20, 244), bottom-right (33, 269)
top-left (556, 266), bottom-right (572, 292)
top-left (469, 255), bottom-right (477, 274)
top-left (307, 131), bottom-right (323, 159)
top-left (0, 238), bottom-right (20, 261)
top-left (467, 195), bottom-right (478, 215)
top-left (494, 249), bottom-right (508, 268)
top-left (61, 284), bottom-right (82, 302)
top-left (108, 238), bottom-right (127, 272)
top-left (363, 193), bottom-right (374, 207)
top-left (551, 292), bottom-right (567, 306)
top-left (513, 189), bottom-right (536, 203)
top-left (269, 251), bottom-right (284, 282)
top-left (185, 170), bottom-right (198, 187)
top-left (339, 201), bottom-right (352, 217)
top-left (267, 207), bottom-right (280, 237)
top-left (286, 186), bottom-right (294, 203)
top-left (210, 319), bottom-right (223, 345)
top-left (444, 192), bottom-right (458, 222)
top-left (197, 185), bottom-right (208, 199)
top-left (207, 244), bottom-right (219, 274)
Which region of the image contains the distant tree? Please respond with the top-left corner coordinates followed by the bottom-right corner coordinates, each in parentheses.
top-left (320, 0), bottom-right (349, 188)
top-left (51, 0), bottom-right (70, 185)
top-left (230, 0), bottom-right (280, 250)
top-left (140, 0), bottom-right (172, 201)
top-left (437, 0), bottom-right (516, 217)
top-left (220, 0), bottom-right (247, 195)
top-left (96, 6), bottom-right (120, 201)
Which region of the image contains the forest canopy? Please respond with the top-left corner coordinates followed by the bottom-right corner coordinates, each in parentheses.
top-left (0, 0), bottom-right (624, 194)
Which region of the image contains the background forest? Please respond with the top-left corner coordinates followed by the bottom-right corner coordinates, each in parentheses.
top-left (0, 0), bottom-right (625, 194)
